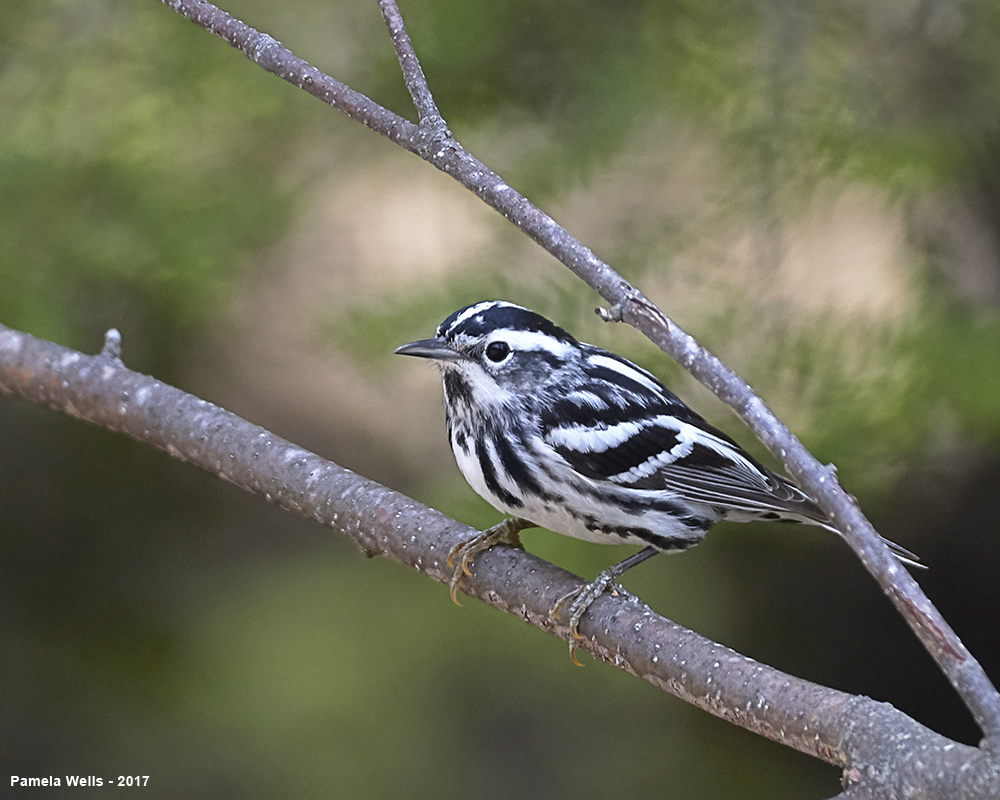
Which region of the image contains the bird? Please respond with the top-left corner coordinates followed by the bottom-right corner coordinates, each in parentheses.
top-left (395, 300), bottom-right (919, 661)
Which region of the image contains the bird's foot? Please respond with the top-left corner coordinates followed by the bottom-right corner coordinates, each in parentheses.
top-left (550, 547), bottom-right (661, 665)
top-left (446, 518), bottom-right (530, 604)
top-left (551, 570), bottom-right (619, 667)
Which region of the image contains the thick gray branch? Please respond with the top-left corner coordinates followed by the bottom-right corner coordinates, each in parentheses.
top-left (3, 323), bottom-right (998, 798)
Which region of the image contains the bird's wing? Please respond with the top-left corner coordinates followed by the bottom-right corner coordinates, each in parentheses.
top-left (542, 408), bottom-right (823, 522)
top-left (539, 389), bottom-right (923, 564)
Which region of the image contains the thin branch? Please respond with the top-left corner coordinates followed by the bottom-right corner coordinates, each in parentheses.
top-left (160, 0), bottom-right (420, 149)
top-left (377, 0), bottom-right (441, 122)
top-left (154, 0), bottom-right (1000, 746)
top-left (3, 322), bottom-right (996, 799)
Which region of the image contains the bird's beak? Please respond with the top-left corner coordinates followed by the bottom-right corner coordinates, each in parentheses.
top-left (394, 337), bottom-right (466, 361)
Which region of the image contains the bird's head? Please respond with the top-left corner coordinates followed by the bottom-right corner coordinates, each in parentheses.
top-left (395, 301), bottom-right (581, 405)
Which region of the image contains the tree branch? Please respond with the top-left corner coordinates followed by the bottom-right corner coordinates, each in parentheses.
top-left (154, 0), bottom-right (1000, 748)
top-left (3, 322), bottom-right (998, 798)
top-left (377, 0), bottom-right (441, 123)
top-left (160, 0), bottom-right (420, 148)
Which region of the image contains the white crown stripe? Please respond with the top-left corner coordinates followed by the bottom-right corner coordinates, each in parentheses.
top-left (444, 300), bottom-right (511, 334)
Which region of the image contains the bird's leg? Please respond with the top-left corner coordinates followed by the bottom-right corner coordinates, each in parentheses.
top-left (447, 518), bottom-right (534, 604)
top-left (553, 546), bottom-right (661, 665)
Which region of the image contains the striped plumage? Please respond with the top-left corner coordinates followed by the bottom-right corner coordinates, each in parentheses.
top-left (396, 300), bottom-right (916, 652)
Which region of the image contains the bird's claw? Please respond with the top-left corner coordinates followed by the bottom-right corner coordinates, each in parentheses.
top-left (446, 519), bottom-right (528, 605)
top-left (551, 571), bottom-right (619, 665)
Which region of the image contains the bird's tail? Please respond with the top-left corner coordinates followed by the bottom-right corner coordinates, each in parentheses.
top-left (786, 492), bottom-right (924, 569)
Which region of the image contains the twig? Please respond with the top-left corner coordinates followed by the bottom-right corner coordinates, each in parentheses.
top-left (376, 0), bottom-right (441, 122)
top-left (160, 0), bottom-right (420, 149)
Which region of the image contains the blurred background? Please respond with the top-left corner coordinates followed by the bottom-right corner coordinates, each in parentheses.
top-left (2, 0), bottom-right (1000, 797)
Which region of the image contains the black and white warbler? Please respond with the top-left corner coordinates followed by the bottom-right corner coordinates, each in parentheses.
top-left (396, 300), bottom-right (918, 659)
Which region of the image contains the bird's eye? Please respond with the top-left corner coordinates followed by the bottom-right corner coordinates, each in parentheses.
top-left (485, 341), bottom-right (511, 363)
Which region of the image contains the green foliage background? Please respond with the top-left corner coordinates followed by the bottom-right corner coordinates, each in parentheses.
top-left (2, 1), bottom-right (1000, 798)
